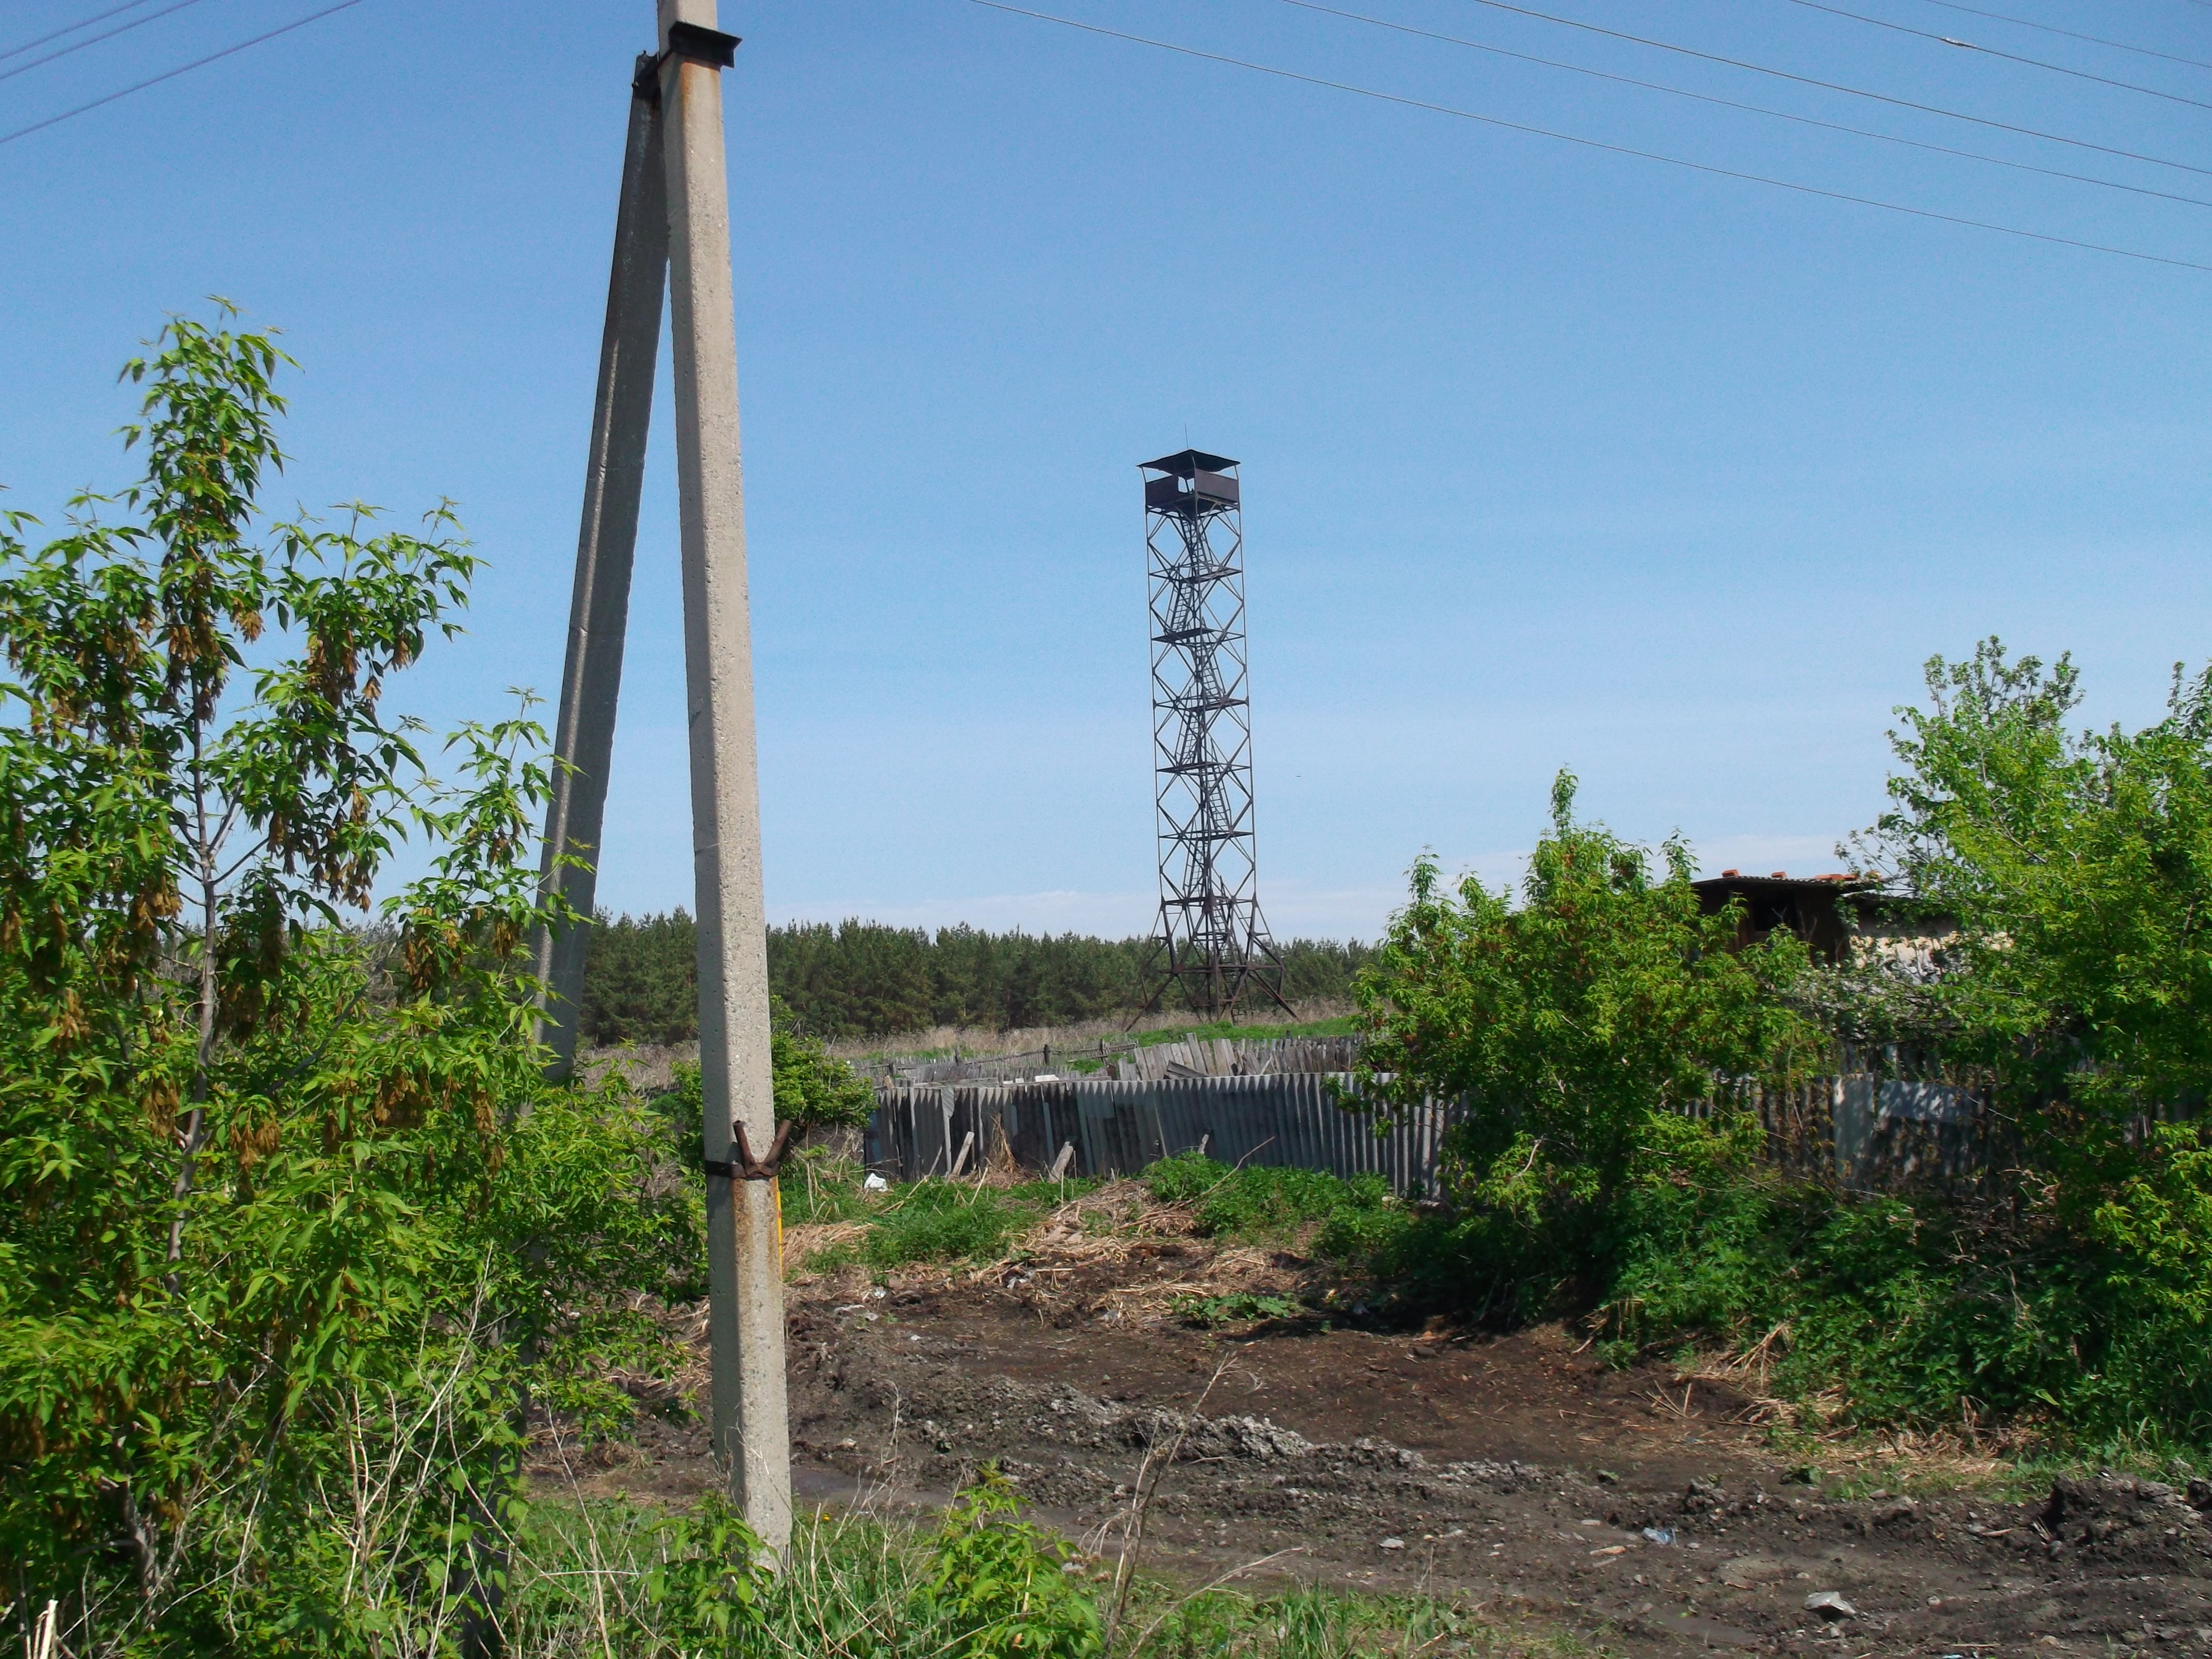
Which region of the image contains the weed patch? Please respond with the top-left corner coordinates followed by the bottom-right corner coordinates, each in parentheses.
top-left (1173, 1290), bottom-right (1304, 1327)
top-left (1144, 1152), bottom-right (1394, 1255)
top-left (779, 1168), bottom-right (1112, 1279)
top-left (780, 1151), bottom-right (877, 1224)
top-left (864, 1182), bottom-right (1037, 1270)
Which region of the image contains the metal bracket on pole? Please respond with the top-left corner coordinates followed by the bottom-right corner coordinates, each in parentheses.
top-left (663, 20), bottom-right (740, 67)
top-left (703, 1119), bottom-right (794, 1182)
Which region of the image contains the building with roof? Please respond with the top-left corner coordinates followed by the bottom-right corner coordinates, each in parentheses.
top-left (1691, 870), bottom-right (1957, 973)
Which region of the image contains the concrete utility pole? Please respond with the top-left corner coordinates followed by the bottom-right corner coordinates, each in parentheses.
top-left (656, 0), bottom-right (791, 1550)
top-left (528, 0), bottom-right (790, 1550)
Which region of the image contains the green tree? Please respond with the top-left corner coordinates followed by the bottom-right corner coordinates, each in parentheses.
top-left (1841, 640), bottom-right (2212, 1437)
top-left (1860, 639), bottom-right (2212, 1188)
top-left (1359, 773), bottom-right (1814, 1215)
top-left (0, 310), bottom-right (695, 1650)
top-left (1351, 774), bottom-right (1814, 1314)
top-left (577, 905), bottom-right (699, 1046)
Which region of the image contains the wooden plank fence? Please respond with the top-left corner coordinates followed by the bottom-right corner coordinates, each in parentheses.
top-left (868, 1074), bottom-right (1454, 1192)
top-left (867, 1072), bottom-right (2017, 1195)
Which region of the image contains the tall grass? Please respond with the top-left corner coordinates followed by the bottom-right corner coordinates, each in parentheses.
top-left (506, 1489), bottom-right (1595, 1658)
top-left (1142, 1153), bottom-right (1393, 1258)
top-left (25, 1438), bottom-right (1573, 1657)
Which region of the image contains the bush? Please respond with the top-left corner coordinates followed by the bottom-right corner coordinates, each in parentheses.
top-left (865, 1181), bottom-right (1034, 1268)
top-left (652, 1007), bottom-right (874, 1167)
top-left (1143, 1149), bottom-right (1230, 1203)
top-left (0, 309), bottom-right (699, 1650)
top-left (1143, 1154), bottom-right (1394, 1258)
top-left (920, 1470), bottom-right (1101, 1657)
top-left (1565, 1123), bottom-right (2212, 1444)
top-left (1357, 774), bottom-right (1812, 1242)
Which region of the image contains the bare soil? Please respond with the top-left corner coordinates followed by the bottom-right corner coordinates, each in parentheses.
top-left (552, 1190), bottom-right (2212, 1657)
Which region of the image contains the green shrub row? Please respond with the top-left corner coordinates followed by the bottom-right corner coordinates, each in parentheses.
top-left (1334, 697), bottom-right (2212, 1457)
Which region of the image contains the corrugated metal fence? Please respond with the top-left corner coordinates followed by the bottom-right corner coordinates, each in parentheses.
top-left (868, 1075), bottom-right (1455, 1191)
top-left (1753, 1075), bottom-right (2013, 1190)
top-left (868, 1072), bottom-right (2013, 1194)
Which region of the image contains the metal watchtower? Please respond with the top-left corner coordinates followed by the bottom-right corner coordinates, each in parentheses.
top-left (1137, 449), bottom-right (1291, 1020)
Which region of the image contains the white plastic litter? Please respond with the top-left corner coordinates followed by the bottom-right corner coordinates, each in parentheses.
top-left (863, 1173), bottom-right (889, 1191)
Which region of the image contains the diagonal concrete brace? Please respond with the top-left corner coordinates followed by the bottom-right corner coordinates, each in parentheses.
top-left (530, 54), bottom-right (671, 1082)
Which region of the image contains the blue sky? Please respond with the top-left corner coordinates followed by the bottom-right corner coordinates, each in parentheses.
top-left (4, 0), bottom-right (2209, 941)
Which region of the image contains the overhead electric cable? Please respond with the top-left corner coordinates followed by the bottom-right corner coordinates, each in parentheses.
top-left (1784, 0), bottom-right (2212, 112)
top-left (0, 0), bottom-right (217, 89)
top-left (1907, 0), bottom-right (2212, 74)
top-left (967, 0), bottom-right (2212, 274)
top-left (0, 0), bottom-right (363, 148)
top-left (1278, 0), bottom-right (2212, 210)
top-left (0, 1), bottom-right (157, 65)
top-left (1447, 0), bottom-right (2212, 177)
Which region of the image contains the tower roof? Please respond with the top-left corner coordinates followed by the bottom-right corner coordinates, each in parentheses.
top-left (1140, 448), bottom-right (1238, 477)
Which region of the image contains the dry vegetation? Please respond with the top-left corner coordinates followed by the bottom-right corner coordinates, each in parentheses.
top-left (788, 1176), bottom-right (1318, 1329)
top-left (819, 1001), bottom-right (1357, 1065)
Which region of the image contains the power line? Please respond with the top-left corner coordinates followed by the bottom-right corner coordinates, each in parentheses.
top-left (1278, 0), bottom-right (2212, 210)
top-left (967, 0), bottom-right (2212, 274)
top-left (1447, 0), bottom-right (2212, 178)
top-left (0, 1), bottom-right (158, 66)
top-left (1906, 0), bottom-right (2212, 74)
top-left (0, 0), bottom-right (217, 89)
top-left (1784, 0), bottom-right (2212, 112)
top-left (0, 0), bottom-right (364, 149)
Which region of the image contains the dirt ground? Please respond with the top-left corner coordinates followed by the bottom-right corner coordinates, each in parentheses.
top-left (552, 1185), bottom-right (2212, 1656)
